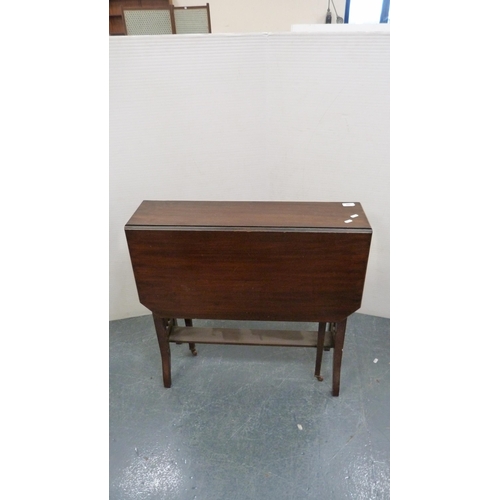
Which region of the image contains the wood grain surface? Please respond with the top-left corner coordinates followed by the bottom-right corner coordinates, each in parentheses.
top-left (125, 200), bottom-right (371, 231)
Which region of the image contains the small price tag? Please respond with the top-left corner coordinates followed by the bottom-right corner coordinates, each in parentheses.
top-left (342, 203), bottom-right (355, 207)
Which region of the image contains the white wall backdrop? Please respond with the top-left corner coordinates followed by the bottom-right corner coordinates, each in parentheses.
top-left (171, 0), bottom-right (346, 33)
top-left (110, 29), bottom-right (389, 320)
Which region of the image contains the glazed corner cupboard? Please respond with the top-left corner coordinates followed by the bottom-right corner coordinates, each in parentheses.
top-left (125, 201), bottom-right (372, 396)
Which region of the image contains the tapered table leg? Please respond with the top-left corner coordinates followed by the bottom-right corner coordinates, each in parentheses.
top-left (314, 322), bottom-right (327, 381)
top-left (184, 318), bottom-right (197, 355)
top-left (323, 322), bottom-right (332, 351)
top-left (332, 318), bottom-right (347, 396)
top-left (153, 314), bottom-right (173, 388)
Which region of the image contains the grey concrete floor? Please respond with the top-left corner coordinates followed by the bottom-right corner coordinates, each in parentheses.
top-left (110, 313), bottom-right (389, 500)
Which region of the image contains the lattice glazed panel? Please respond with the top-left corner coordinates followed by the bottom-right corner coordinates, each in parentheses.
top-left (174, 7), bottom-right (210, 34)
top-left (124, 9), bottom-right (173, 35)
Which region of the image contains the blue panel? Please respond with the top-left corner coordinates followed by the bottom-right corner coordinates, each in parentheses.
top-left (344, 0), bottom-right (351, 23)
top-left (380, 0), bottom-right (390, 23)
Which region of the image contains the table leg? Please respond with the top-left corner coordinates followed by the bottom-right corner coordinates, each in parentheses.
top-left (332, 318), bottom-right (347, 396)
top-left (323, 322), bottom-right (332, 351)
top-left (153, 314), bottom-right (173, 388)
top-left (314, 322), bottom-right (327, 381)
top-left (184, 319), bottom-right (197, 356)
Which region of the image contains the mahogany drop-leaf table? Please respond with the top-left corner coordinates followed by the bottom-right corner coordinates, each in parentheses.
top-left (125, 201), bottom-right (372, 396)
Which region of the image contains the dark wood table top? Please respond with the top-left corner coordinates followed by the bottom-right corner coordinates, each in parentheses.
top-left (125, 200), bottom-right (371, 232)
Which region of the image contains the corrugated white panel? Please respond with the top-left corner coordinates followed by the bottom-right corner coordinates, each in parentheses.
top-left (110, 31), bottom-right (389, 320)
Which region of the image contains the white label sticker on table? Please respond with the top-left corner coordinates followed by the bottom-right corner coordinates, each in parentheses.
top-left (345, 219), bottom-right (353, 223)
top-left (351, 214), bottom-right (358, 218)
top-left (342, 203), bottom-right (355, 207)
